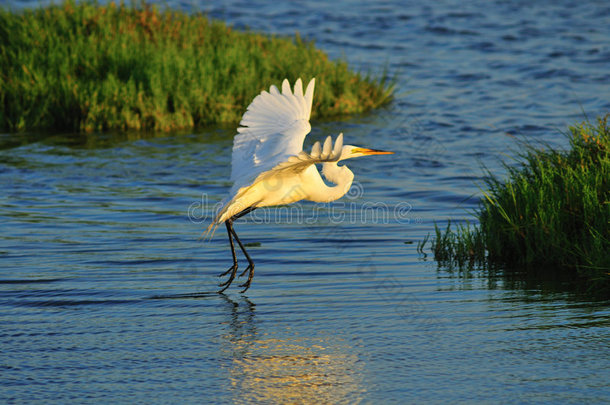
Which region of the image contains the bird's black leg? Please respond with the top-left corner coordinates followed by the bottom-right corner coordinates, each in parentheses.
top-left (229, 207), bottom-right (256, 292)
top-left (218, 220), bottom-right (238, 293)
top-left (229, 226), bottom-right (255, 293)
top-left (217, 206), bottom-right (257, 293)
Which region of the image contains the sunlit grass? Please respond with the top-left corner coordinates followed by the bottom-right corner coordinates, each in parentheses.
top-left (0, 1), bottom-right (394, 132)
top-left (423, 115), bottom-right (610, 295)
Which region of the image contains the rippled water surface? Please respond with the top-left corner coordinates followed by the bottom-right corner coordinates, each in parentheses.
top-left (2, 0), bottom-right (610, 403)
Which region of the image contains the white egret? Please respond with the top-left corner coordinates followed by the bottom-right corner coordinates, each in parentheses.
top-left (208, 78), bottom-right (393, 292)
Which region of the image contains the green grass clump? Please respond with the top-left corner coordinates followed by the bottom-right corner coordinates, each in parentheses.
top-left (427, 115), bottom-right (610, 295)
top-left (0, 1), bottom-right (394, 132)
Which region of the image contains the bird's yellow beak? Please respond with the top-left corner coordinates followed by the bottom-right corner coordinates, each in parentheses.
top-left (352, 147), bottom-right (394, 155)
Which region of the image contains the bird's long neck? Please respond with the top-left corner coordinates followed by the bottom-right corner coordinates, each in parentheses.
top-left (307, 162), bottom-right (354, 203)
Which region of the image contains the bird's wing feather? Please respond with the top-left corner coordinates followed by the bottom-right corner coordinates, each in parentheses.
top-left (230, 78), bottom-right (315, 192)
top-left (204, 78), bottom-right (318, 237)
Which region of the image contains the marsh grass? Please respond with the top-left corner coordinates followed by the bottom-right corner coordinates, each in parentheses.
top-left (0, 1), bottom-right (394, 132)
top-left (425, 116), bottom-right (610, 295)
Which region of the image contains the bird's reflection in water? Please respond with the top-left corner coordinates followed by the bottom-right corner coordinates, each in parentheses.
top-left (219, 294), bottom-right (258, 358)
top-left (220, 295), bottom-right (365, 404)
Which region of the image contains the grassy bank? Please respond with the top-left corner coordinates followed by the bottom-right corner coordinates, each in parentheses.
top-left (423, 116), bottom-right (610, 296)
top-left (0, 1), bottom-right (393, 132)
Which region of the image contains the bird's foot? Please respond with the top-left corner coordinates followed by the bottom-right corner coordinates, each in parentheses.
top-left (238, 263), bottom-right (255, 293)
top-left (218, 264), bottom-right (238, 293)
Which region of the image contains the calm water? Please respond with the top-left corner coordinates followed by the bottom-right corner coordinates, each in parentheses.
top-left (2, 0), bottom-right (610, 403)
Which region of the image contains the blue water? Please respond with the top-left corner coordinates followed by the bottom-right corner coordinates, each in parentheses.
top-left (2, 0), bottom-right (610, 403)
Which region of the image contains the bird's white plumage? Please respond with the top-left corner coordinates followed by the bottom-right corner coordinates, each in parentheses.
top-left (230, 78), bottom-right (315, 192)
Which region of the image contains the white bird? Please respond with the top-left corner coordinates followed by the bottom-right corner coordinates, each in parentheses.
top-left (208, 78), bottom-right (393, 293)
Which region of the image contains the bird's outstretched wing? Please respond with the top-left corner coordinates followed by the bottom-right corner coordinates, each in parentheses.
top-left (230, 78), bottom-right (315, 193)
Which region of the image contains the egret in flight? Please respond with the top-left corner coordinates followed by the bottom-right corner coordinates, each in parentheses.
top-left (208, 78), bottom-right (393, 293)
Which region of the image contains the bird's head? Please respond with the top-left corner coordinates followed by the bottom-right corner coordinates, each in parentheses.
top-left (339, 145), bottom-right (394, 161)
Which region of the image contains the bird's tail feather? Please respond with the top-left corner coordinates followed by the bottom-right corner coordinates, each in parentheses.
top-left (200, 221), bottom-right (219, 242)
top-left (200, 202), bottom-right (226, 242)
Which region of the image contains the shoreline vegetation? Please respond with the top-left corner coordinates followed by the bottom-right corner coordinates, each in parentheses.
top-left (0, 1), bottom-right (394, 133)
top-left (421, 116), bottom-right (610, 297)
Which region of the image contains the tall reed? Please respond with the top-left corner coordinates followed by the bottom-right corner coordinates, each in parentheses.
top-left (426, 116), bottom-right (610, 295)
